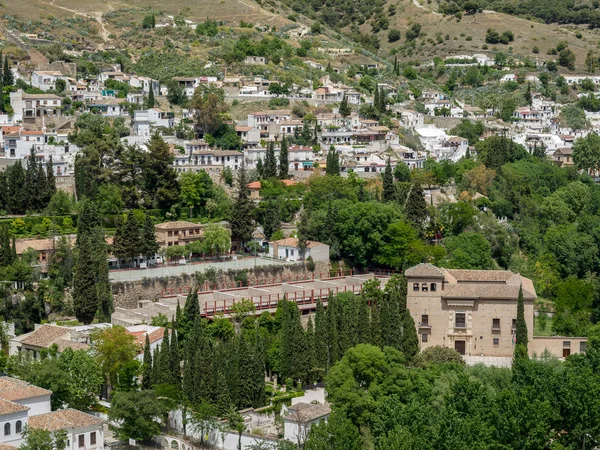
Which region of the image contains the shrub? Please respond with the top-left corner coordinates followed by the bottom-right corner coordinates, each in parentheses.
top-left (388, 29), bottom-right (401, 42)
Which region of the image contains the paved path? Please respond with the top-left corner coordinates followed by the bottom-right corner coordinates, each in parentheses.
top-left (109, 257), bottom-right (292, 282)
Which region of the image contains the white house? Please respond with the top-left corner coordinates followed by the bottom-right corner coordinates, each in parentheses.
top-left (283, 403), bottom-right (331, 446)
top-left (268, 238), bottom-right (329, 262)
top-left (30, 71), bottom-right (70, 92)
top-left (9, 91), bottom-right (63, 122)
top-left (10, 324), bottom-right (90, 358)
top-left (126, 325), bottom-right (168, 362)
top-left (28, 409), bottom-right (104, 450)
top-left (0, 401), bottom-right (28, 447)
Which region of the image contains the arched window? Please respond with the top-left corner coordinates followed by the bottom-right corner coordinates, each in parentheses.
top-left (15, 421), bottom-right (22, 434)
top-left (4, 423), bottom-right (10, 436)
top-left (413, 283), bottom-right (420, 292)
top-left (421, 283), bottom-right (428, 292)
top-left (430, 283), bottom-right (437, 292)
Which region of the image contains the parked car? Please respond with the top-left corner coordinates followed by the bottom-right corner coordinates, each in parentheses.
top-left (178, 258), bottom-right (187, 265)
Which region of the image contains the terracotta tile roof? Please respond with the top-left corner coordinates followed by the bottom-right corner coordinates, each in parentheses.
top-left (15, 239), bottom-right (54, 254)
top-left (155, 221), bottom-right (200, 230)
top-left (20, 325), bottom-right (70, 348)
top-left (54, 339), bottom-right (90, 352)
top-left (270, 238), bottom-right (322, 248)
top-left (128, 327), bottom-right (167, 347)
top-left (286, 402), bottom-right (331, 423)
top-left (0, 443), bottom-right (17, 450)
top-left (247, 181), bottom-right (261, 189)
top-left (442, 283), bottom-right (536, 300)
top-left (0, 384), bottom-right (52, 401)
top-left (28, 409), bottom-right (104, 431)
top-left (444, 269), bottom-right (515, 283)
top-left (0, 398), bottom-right (28, 415)
top-left (405, 263), bottom-right (445, 279)
top-left (235, 126), bottom-right (253, 132)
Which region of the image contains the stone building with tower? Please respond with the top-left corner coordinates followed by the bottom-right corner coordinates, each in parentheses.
top-left (405, 264), bottom-right (587, 359)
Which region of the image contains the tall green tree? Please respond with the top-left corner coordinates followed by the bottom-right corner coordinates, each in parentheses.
top-left (230, 160), bottom-right (255, 246)
top-left (143, 132), bottom-right (180, 209)
top-left (339, 94), bottom-right (351, 119)
top-left (146, 87), bottom-right (155, 109)
top-left (113, 211), bottom-right (143, 265)
top-left (515, 284), bottom-right (528, 350)
top-left (325, 146), bottom-right (340, 176)
top-left (142, 334), bottom-right (153, 390)
top-left (279, 138), bottom-right (289, 179)
top-left (3, 55), bottom-right (13, 87)
top-left (264, 141), bottom-right (277, 179)
top-left (140, 213), bottom-right (160, 261)
top-left (72, 234), bottom-right (98, 324)
top-left (382, 158), bottom-right (394, 201)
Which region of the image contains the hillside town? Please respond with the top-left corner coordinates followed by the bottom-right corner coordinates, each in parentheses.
top-left (1, 5), bottom-right (600, 449)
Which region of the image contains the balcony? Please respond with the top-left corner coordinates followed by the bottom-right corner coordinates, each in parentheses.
top-left (491, 326), bottom-right (501, 333)
top-left (454, 323), bottom-right (466, 329)
top-left (418, 323), bottom-right (431, 330)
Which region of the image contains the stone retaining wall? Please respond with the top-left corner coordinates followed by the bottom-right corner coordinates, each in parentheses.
top-left (111, 261), bottom-right (329, 309)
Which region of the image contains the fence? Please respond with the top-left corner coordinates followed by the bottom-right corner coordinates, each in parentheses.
top-left (159, 268), bottom-right (398, 298)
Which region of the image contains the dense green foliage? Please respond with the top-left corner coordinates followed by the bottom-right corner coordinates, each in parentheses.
top-left (305, 340), bottom-right (600, 449)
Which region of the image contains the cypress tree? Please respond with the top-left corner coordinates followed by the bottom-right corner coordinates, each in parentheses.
top-left (230, 160), bottom-right (255, 246)
top-left (382, 158), bottom-right (395, 201)
top-left (156, 329), bottom-right (172, 385)
top-left (180, 288), bottom-right (199, 339)
top-left (278, 137), bottom-right (289, 179)
top-left (325, 146), bottom-right (340, 176)
top-left (379, 86), bottom-right (386, 113)
top-left (401, 310), bottom-right (419, 359)
top-left (326, 293), bottom-right (340, 366)
top-left (146, 87), bottom-right (155, 109)
top-left (515, 284), bottom-right (528, 349)
top-left (373, 87), bottom-right (380, 113)
top-left (3, 55), bottom-right (13, 87)
top-left (0, 171), bottom-right (7, 211)
top-left (140, 213), bottom-right (159, 262)
top-left (357, 297), bottom-right (371, 344)
top-left (25, 148), bottom-right (40, 211)
top-left (264, 141), bottom-right (277, 179)
top-left (404, 182), bottom-right (428, 225)
top-left (152, 346), bottom-right (160, 385)
top-left (10, 236), bottom-right (16, 263)
top-left (45, 156), bottom-right (56, 205)
top-left (170, 325), bottom-right (180, 384)
top-left (142, 335), bottom-right (153, 389)
top-left (0, 225), bottom-right (13, 267)
top-left (314, 299), bottom-right (328, 375)
top-left (195, 339), bottom-right (214, 404)
top-left (215, 371), bottom-right (232, 417)
top-left (250, 336), bottom-right (266, 408)
top-left (6, 160), bottom-right (25, 214)
top-left (36, 162), bottom-right (46, 211)
top-left (236, 337), bottom-right (254, 408)
top-left (339, 94), bottom-right (350, 119)
top-left (306, 316), bottom-right (316, 384)
top-left (96, 248), bottom-right (113, 322)
top-left (73, 234), bottom-right (98, 324)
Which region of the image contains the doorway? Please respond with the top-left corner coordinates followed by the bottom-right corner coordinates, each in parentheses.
top-left (563, 348), bottom-right (571, 358)
top-left (454, 340), bottom-right (466, 355)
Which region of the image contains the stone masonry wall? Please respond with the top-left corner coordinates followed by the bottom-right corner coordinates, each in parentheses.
top-left (112, 261), bottom-right (330, 309)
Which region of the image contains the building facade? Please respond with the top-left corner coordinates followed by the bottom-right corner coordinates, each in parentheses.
top-left (405, 264), bottom-right (586, 358)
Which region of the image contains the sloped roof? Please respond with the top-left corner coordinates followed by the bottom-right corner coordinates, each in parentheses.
top-left (442, 283), bottom-right (536, 301)
top-left (405, 263), bottom-right (445, 279)
top-left (0, 398), bottom-right (28, 415)
top-left (20, 325), bottom-right (70, 348)
top-left (28, 409), bottom-right (103, 431)
top-left (155, 221), bottom-right (199, 230)
top-left (0, 376), bottom-right (51, 403)
top-left (286, 402), bottom-right (331, 423)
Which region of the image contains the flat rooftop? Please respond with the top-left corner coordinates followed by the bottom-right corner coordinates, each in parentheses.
top-left (111, 274), bottom-right (390, 326)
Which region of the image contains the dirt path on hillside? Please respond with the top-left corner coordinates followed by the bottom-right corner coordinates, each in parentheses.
top-left (411, 0), bottom-right (441, 16)
top-left (41, 0), bottom-right (112, 49)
